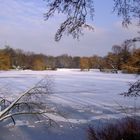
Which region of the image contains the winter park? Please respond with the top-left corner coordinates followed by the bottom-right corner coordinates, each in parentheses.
top-left (0, 0), bottom-right (140, 140)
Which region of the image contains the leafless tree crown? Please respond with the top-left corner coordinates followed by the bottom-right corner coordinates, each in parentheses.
top-left (44, 0), bottom-right (140, 41)
top-left (44, 0), bottom-right (94, 41)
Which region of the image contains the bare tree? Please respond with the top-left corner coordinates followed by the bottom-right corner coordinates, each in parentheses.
top-left (119, 38), bottom-right (140, 85)
top-left (44, 0), bottom-right (140, 41)
top-left (0, 76), bottom-right (55, 125)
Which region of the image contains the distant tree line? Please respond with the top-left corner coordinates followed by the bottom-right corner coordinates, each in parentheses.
top-left (0, 41), bottom-right (139, 73)
top-left (0, 46), bottom-right (80, 70)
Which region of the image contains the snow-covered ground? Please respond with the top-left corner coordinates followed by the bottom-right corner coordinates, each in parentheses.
top-left (0, 69), bottom-right (139, 140)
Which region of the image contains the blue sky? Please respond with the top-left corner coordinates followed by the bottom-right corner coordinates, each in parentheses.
top-left (0, 0), bottom-right (139, 56)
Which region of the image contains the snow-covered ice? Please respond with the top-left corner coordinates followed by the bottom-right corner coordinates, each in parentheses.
top-left (0, 69), bottom-right (139, 121)
top-left (0, 69), bottom-right (139, 140)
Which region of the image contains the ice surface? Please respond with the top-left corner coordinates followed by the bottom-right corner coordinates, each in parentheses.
top-left (0, 69), bottom-right (139, 121)
top-left (0, 69), bottom-right (139, 140)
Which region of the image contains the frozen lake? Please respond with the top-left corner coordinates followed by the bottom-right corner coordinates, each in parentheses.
top-left (0, 69), bottom-right (139, 140)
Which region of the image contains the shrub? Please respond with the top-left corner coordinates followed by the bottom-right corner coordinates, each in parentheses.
top-left (88, 117), bottom-right (140, 140)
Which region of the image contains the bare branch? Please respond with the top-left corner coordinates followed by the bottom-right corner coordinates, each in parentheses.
top-left (113, 0), bottom-right (140, 26)
top-left (44, 0), bottom-right (140, 40)
top-left (122, 80), bottom-right (140, 97)
top-left (0, 76), bottom-right (55, 125)
top-left (44, 0), bottom-right (94, 41)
